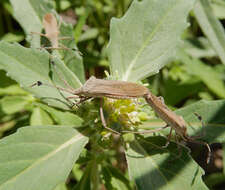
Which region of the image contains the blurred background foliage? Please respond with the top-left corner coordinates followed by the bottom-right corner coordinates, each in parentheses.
top-left (0, 0), bottom-right (225, 189)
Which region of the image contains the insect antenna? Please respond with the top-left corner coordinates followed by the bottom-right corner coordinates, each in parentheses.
top-left (187, 137), bottom-right (211, 164)
top-left (30, 80), bottom-right (79, 95)
top-left (193, 112), bottom-right (206, 138)
top-left (49, 60), bottom-right (76, 91)
top-left (184, 113), bottom-right (211, 163)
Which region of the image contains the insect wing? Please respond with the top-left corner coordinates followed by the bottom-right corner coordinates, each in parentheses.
top-left (83, 78), bottom-right (148, 98)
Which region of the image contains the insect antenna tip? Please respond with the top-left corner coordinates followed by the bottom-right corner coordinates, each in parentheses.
top-left (37, 81), bottom-right (43, 86)
top-left (30, 81), bottom-right (43, 88)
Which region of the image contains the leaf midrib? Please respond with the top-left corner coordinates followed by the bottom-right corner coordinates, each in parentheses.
top-left (123, 2), bottom-right (179, 81)
top-left (0, 132), bottom-right (85, 187)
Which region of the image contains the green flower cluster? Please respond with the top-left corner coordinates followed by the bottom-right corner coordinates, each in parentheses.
top-left (104, 98), bottom-right (150, 130)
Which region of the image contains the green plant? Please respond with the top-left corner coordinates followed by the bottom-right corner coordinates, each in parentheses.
top-left (0, 0), bottom-right (225, 190)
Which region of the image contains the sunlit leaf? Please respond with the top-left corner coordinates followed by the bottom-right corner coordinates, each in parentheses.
top-left (36, 103), bottom-right (83, 126)
top-left (30, 107), bottom-right (54, 125)
top-left (126, 138), bottom-right (208, 190)
top-left (0, 41), bottom-right (81, 109)
top-left (107, 0), bottom-right (195, 81)
top-left (0, 126), bottom-right (89, 190)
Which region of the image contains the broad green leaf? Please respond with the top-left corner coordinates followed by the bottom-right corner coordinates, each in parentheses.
top-left (194, 0), bottom-right (225, 65)
top-left (126, 138), bottom-right (208, 190)
top-left (0, 96), bottom-right (31, 114)
top-left (0, 41), bottom-right (81, 109)
top-left (36, 103), bottom-right (83, 126)
top-left (179, 52), bottom-right (225, 98)
top-left (0, 126), bottom-right (89, 190)
top-left (107, 0), bottom-right (195, 82)
top-left (30, 107), bottom-right (54, 125)
top-left (9, 0), bottom-right (53, 47)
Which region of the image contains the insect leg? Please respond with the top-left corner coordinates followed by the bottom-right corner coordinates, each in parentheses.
top-left (58, 43), bottom-right (83, 56)
top-left (193, 112), bottom-right (206, 138)
top-left (30, 31), bottom-right (47, 37)
top-left (121, 125), bottom-right (169, 134)
top-left (58, 37), bottom-right (74, 40)
top-left (49, 60), bottom-right (77, 92)
top-left (187, 137), bottom-right (211, 164)
top-left (30, 81), bottom-right (76, 94)
top-left (162, 126), bottom-right (172, 148)
top-left (99, 99), bottom-right (121, 135)
top-left (166, 133), bottom-right (184, 163)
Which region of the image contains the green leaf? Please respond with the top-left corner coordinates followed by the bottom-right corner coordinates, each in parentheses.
top-left (72, 164), bottom-right (83, 181)
top-left (211, 0), bottom-right (225, 19)
top-left (78, 28), bottom-right (99, 42)
top-left (193, 0), bottom-right (225, 65)
top-left (0, 41), bottom-right (82, 109)
top-left (59, 22), bottom-right (85, 84)
top-left (102, 165), bottom-right (132, 190)
top-left (9, 0), bottom-right (53, 47)
top-left (179, 52), bottom-right (225, 98)
top-left (0, 70), bottom-right (16, 87)
top-left (74, 8), bottom-right (90, 43)
top-left (0, 121), bottom-right (16, 137)
top-left (126, 137), bottom-right (208, 190)
top-left (0, 126), bottom-right (89, 190)
top-left (30, 107), bottom-right (54, 125)
top-left (183, 37), bottom-right (216, 58)
top-left (0, 96), bottom-right (30, 114)
top-left (163, 78), bottom-right (204, 105)
top-left (74, 161), bottom-right (92, 190)
top-left (204, 172), bottom-right (225, 189)
top-left (0, 85), bottom-right (28, 96)
top-left (53, 183), bottom-right (68, 190)
top-left (107, 0), bottom-right (195, 82)
top-left (36, 103), bottom-right (83, 126)
top-left (0, 32), bottom-right (24, 43)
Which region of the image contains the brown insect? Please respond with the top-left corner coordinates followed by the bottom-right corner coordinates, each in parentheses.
top-left (32, 76), bottom-right (211, 163)
top-left (31, 13), bottom-right (73, 50)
